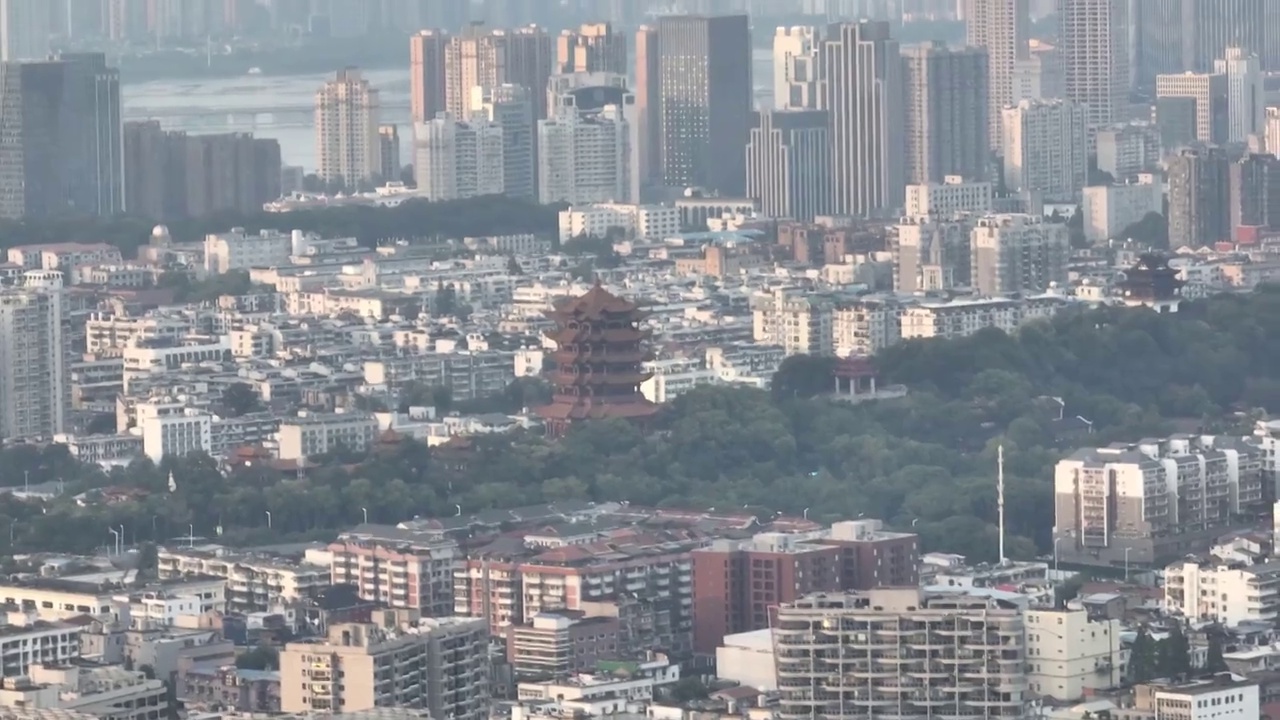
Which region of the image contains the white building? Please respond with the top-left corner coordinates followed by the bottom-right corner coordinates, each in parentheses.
top-left (970, 213), bottom-right (1070, 295)
top-left (750, 287), bottom-right (833, 356)
top-left (557, 203), bottom-right (680, 244)
top-left (716, 628), bottom-right (775, 691)
top-left (1214, 47), bottom-right (1264, 145)
top-left (1025, 607), bottom-right (1123, 702)
top-left (0, 271), bottom-right (69, 440)
top-left (413, 115), bottom-right (505, 202)
top-left (894, 217), bottom-right (970, 292)
top-left (0, 0), bottom-right (50, 61)
top-left (276, 411), bottom-right (378, 461)
top-left (773, 26), bottom-right (818, 110)
top-left (903, 176), bottom-right (993, 220)
top-left (137, 401), bottom-right (213, 462)
top-left (157, 548), bottom-right (331, 614)
top-left (640, 358), bottom-right (718, 404)
top-left (1012, 40), bottom-right (1063, 102)
top-left (202, 228), bottom-right (291, 275)
top-left (538, 105), bottom-right (632, 205)
top-left (1165, 558), bottom-right (1280, 627)
top-left (833, 298), bottom-right (900, 357)
top-left (1001, 99), bottom-right (1088, 202)
top-left (1094, 123), bottom-right (1162, 179)
top-left (900, 296), bottom-right (1069, 340)
top-left (470, 84), bottom-right (535, 201)
top-left (315, 68), bottom-right (382, 186)
top-left (0, 617), bottom-right (82, 676)
top-left (1059, 0), bottom-right (1128, 130)
top-left (1151, 678), bottom-right (1259, 720)
top-left (1081, 179), bottom-right (1163, 243)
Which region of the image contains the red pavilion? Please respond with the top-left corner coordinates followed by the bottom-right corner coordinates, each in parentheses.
top-left (535, 284), bottom-right (660, 437)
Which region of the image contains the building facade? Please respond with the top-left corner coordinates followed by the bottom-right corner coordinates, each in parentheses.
top-left (901, 42), bottom-right (990, 184)
top-left (412, 116), bottom-right (505, 202)
top-left (1001, 98), bottom-right (1088, 202)
top-left (315, 69), bottom-right (381, 187)
top-left (970, 213), bottom-right (1070, 295)
top-left (745, 109), bottom-right (831, 221)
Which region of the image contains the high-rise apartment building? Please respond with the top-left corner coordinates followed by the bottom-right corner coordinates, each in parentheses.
top-left (1094, 122), bottom-right (1162, 179)
top-left (1054, 434), bottom-right (1264, 567)
top-left (773, 26), bottom-right (819, 110)
top-left (0, 271), bottom-right (68, 440)
top-left (556, 22), bottom-right (626, 74)
top-left (280, 620), bottom-right (489, 720)
top-left (745, 110), bottom-right (830, 221)
top-left (409, 29), bottom-right (449, 124)
top-left (445, 23), bottom-right (554, 121)
top-left (0, 0), bottom-right (50, 61)
top-left (470, 84), bottom-right (535, 200)
top-left (1012, 39), bottom-right (1064, 101)
top-left (1167, 146), bottom-right (1231, 248)
top-left (412, 116), bottom-right (505, 202)
top-left (378, 124), bottom-right (400, 180)
top-left (901, 42), bottom-right (990, 185)
top-left (314, 68), bottom-right (381, 187)
top-left (774, 589), bottom-right (1028, 720)
top-left (0, 53), bottom-right (123, 219)
top-left (656, 14), bottom-right (752, 195)
top-left (328, 526), bottom-right (460, 617)
top-left (894, 216), bottom-right (972, 292)
top-left (539, 105), bottom-right (633, 206)
top-left (1132, 0), bottom-right (1185, 93)
top-left (820, 21), bottom-right (904, 218)
top-left (964, 0), bottom-right (1029, 146)
top-left (1192, 0), bottom-right (1264, 73)
top-left (1155, 71), bottom-right (1229, 146)
top-left (123, 122), bottom-right (281, 221)
top-left (970, 213), bottom-right (1070, 295)
top-left (1228, 153), bottom-right (1280, 237)
top-left (1059, 0), bottom-right (1129, 129)
top-left (1214, 47), bottom-right (1264, 144)
top-left (634, 25), bottom-right (660, 189)
top-left (1001, 98), bottom-right (1089, 202)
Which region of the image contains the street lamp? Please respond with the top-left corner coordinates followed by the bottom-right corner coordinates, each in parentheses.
top-left (1053, 536), bottom-right (1063, 572)
top-left (362, 507), bottom-right (368, 524)
top-left (107, 527), bottom-right (120, 556)
top-left (1124, 547), bottom-right (1133, 583)
top-left (265, 511), bottom-right (272, 529)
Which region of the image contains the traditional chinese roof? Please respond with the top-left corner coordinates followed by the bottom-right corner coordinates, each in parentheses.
top-left (547, 283), bottom-right (643, 321)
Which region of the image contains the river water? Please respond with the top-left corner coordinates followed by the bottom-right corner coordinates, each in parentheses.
top-left (121, 50), bottom-right (775, 173)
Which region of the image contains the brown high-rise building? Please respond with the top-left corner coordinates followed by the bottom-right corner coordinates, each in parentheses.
top-left (535, 285), bottom-right (659, 438)
top-left (634, 24), bottom-right (660, 189)
top-left (410, 29), bottom-right (449, 123)
top-left (445, 23), bottom-right (553, 121)
top-left (123, 121), bottom-right (280, 221)
top-left (690, 519), bottom-right (919, 656)
top-left (557, 22), bottom-right (627, 74)
top-left (656, 14), bottom-right (752, 195)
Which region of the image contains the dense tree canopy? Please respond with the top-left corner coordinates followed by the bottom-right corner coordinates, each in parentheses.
top-left (5, 290), bottom-right (1280, 562)
top-left (0, 196), bottom-right (559, 257)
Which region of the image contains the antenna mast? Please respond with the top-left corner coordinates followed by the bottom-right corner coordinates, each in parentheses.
top-left (998, 444), bottom-right (1006, 565)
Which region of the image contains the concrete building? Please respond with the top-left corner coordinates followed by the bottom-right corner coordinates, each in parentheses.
top-left (656, 14), bottom-right (751, 195)
top-left (1025, 607), bottom-right (1123, 701)
top-left (1165, 557), bottom-right (1280, 627)
top-left (1094, 123), bottom-right (1162, 179)
top-left (774, 588), bottom-right (1028, 720)
top-left (970, 213), bottom-right (1070, 295)
top-left (894, 216), bottom-right (971, 292)
top-left (715, 629), bottom-right (776, 692)
top-left (156, 548), bottom-right (330, 614)
top-left (0, 53), bottom-right (123, 219)
top-left (557, 23), bottom-right (627, 75)
top-left (444, 24), bottom-right (553, 121)
top-left (276, 412), bottom-right (378, 461)
top-left (1060, 0), bottom-right (1129, 129)
top-left (691, 520), bottom-right (919, 655)
top-left (329, 525), bottom-right (460, 617)
top-left (1215, 47), bottom-right (1264, 144)
top-left (538, 105), bottom-right (633, 206)
top-left (138, 403), bottom-right (212, 462)
top-left (0, 0), bottom-right (49, 61)
top-left (409, 29), bottom-right (448, 124)
top-left (903, 176), bottom-right (993, 219)
top-left (0, 619), bottom-right (82, 676)
top-left (1053, 435), bottom-right (1267, 567)
top-left (505, 611), bottom-right (621, 679)
top-left (773, 25), bottom-right (819, 110)
top-left (750, 287), bottom-right (833, 356)
top-left (0, 665), bottom-right (169, 720)
top-left (634, 25), bottom-right (660, 188)
top-left (1001, 99), bottom-right (1089, 202)
top-left (315, 69), bottom-right (381, 187)
top-left (1145, 677), bottom-right (1259, 720)
top-left (1229, 152), bottom-right (1280, 237)
top-left (901, 42), bottom-right (990, 184)
top-left (745, 109), bottom-right (831, 221)
top-left (821, 21), bottom-right (904, 217)
top-left (899, 296), bottom-right (1070, 340)
top-left (1012, 39), bottom-right (1064, 102)
top-left (202, 229), bottom-right (291, 275)
top-left (412, 116), bottom-right (505, 202)
top-left (377, 125), bottom-right (399, 181)
top-left (280, 620), bottom-right (488, 720)
top-left (470, 84), bottom-right (535, 201)
top-left (1156, 71), bottom-right (1229, 145)
top-left (1081, 179), bottom-right (1163, 243)
top-left (0, 272), bottom-right (69, 440)
top-left (1168, 146), bottom-right (1231, 249)
top-left (964, 0), bottom-right (1030, 146)
top-left (557, 203), bottom-right (680, 243)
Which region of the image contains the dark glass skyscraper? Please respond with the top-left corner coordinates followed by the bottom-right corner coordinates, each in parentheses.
top-left (0, 52), bottom-right (123, 219)
top-left (656, 14), bottom-right (752, 196)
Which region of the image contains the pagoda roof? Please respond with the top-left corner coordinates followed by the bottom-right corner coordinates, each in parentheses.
top-left (535, 398), bottom-right (660, 421)
top-left (549, 283), bottom-right (641, 318)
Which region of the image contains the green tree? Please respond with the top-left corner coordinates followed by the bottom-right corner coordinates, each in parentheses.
top-left (235, 645), bottom-right (279, 671)
top-left (1129, 627), bottom-right (1157, 682)
top-left (221, 383), bottom-right (263, 417)
top-left (771, 355), bottom-right (837, 400)
top-left (1204, 628), bottom-right (1228, 674)
top-left (1157, 623), bottom-right (1192, 678)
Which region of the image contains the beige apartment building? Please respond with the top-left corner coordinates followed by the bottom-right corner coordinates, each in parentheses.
top-left (280, 619), bottom-right (488, 720)
top-left (774, 588), bottom-right (1028, 719)
top-left (329, 525), bottom-right (459, 617)
top-left (1054, 435), bottom-right (1266, 567)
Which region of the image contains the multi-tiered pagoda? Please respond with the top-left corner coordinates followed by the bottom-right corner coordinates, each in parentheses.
top-left (536, 284), bottom-right (659, 437)
top-left (1118, 253), bottom-right (1184, 313)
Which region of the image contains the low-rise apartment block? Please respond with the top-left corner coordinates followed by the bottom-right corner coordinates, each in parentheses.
top-left (157, 546), bottom-right (330, 613)
top-left (276, 412), bottom-right (379, 460)
top-left (329, 525), bottom-right (459, 617)
top-left (1165, 557), bottom-right (1280, 627)
top-left (505, 611), bottom-right (620, 679)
